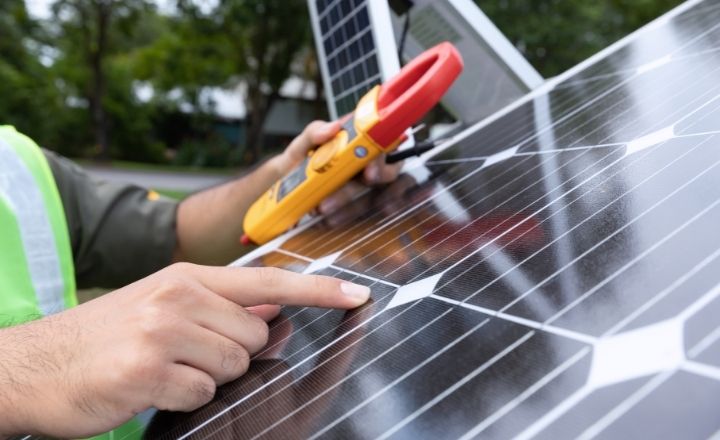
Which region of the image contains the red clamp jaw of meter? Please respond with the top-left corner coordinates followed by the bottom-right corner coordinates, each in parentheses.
top-left (368, 42), bottom-right (464, 148)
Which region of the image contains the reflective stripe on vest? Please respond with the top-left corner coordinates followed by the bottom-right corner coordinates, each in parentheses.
top-left (0, 126), bottom-right (76, 322)
top-left (0, 128), bottom-right (139, 439)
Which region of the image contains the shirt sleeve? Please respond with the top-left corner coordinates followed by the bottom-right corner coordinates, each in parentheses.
top-left (43, 150), bottom-right (179, 289)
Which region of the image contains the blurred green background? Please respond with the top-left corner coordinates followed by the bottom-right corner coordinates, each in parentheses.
top-left (2, 0), bottom-right (682, 169)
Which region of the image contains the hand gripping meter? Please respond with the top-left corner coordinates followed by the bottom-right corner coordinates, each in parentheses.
top-left (241, 42), bottom-right (464, 245)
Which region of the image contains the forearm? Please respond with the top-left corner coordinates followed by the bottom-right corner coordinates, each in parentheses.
top-left (0, 323), bottom-right (49, 437)
top-left (173, 154), bottom-right (293, 265)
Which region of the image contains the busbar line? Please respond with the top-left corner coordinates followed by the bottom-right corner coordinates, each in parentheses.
top-left (442, 79), bottom-right (720, 306)
top-left (688, 325), bottom-right (720, 359)
top-left (516, 281), bottom-right (720, 440)
top-left (233, 128), bottom-right (704, 438)
top-left (273, 248), bottom-right (401, 288)
top-left (579, 319), bottom-right (720, 440)
top-left (196, 127), bottom-right (703, 438)
top-left (328, 153), bottom-right (536, 257)
top-left (457, 348), bottom-right (592, 440)
top-left (146, 9), bottom-right (720, 440)
top-left (512, 384), bottom-right (595, 440)
top-left (294, 52), bottom-right (715, 262)
top-left (546, 196), bottom-right (720, 326)
top-left (324, 149), bottom-right (545, 263)
top-left (251, 261), bottom-right (400, 361)
top-left (395, 140), bottom-right (651, 311)
top-left (489, 136), bottom-right (717, 317)
top-left (204, 302), bottom-right (458, 439)
top-left (575, 370), bottom-right (675, 440)
top-left (181, 27), bottom-right (720, 440)
top-left (305, 319), bottom-right (495, 440)
top-left (556, 43), bottom-right (720, 90)
top-left (375, 332), bottom-right (537, 440)
top-left (604, 247), bottom-right (720, 337)
top-left (421, 0), bottom-right (714, 164)
top-left (245, 310), bottom-right (454, 440)
top-left (361, 144), bottom-right (608, 286)
top-left (683, 361), bottom-right (720, 381)
top-left (251, 266), bottom-right (347, 360)
top-left (426, 142), bottom-right (626, 165)
top-left (429, 294), bottom-right (596, 345)
top-left (390, 60), bottom-right (720, 288)
top-left (328, 265), bottom-right (401, 288)
top-left (246, 17), bottom-right (720, 440)
top-left (300, 133), bottom-right (716, 436)
top-left (178, 293), bottom-right (397, 439)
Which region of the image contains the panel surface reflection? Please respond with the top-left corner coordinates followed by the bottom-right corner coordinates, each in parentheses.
top-left (147, 2), bottom-right (720, 438)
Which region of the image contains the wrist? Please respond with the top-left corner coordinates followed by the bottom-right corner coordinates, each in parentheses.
top-left (269, 153), bottom-right (295, 179)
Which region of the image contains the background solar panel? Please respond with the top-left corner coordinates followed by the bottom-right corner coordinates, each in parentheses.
top-left (309, 0), bottom-right (399, 118)
top-left (387, 0), bottom-right (543, 127)
top-left (144, 0), bottom-right (720, 438)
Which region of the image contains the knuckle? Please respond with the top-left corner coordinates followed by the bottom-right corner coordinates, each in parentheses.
top-left (149, 277), bottom-right (188, 304)
top-left (189, 377), bottom-right (216, 407)
top-left (138, 307), bottom-right (177, 340)
top-left (169, 261), bottom-right (196, 274)
top-left (248, 318), bottom-right (270, 351)
top-left (218, 340), bottom-right (245, 372)
top-left (119, 349), bottom-right (164, 386)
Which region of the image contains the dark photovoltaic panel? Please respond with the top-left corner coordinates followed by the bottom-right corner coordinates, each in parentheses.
top-left (144, 1), bottom-right (720, 438)
top-left (315, 0), bottom-right (382, 116)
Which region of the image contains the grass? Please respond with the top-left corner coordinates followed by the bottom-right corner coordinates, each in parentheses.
top-left (155, 188), bottom-right (191, 200)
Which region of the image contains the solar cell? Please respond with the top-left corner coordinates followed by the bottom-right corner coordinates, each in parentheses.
top-left (309, 0), bottom-right (398, 118)
top-left (144, 1), bottom-right (720, 438)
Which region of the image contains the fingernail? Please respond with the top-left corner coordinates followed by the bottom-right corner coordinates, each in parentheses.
top-left (340, 282), bottom-right (371, 303)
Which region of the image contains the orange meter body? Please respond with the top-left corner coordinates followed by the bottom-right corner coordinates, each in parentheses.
top-left (242, 42), bottom-right (464, 245)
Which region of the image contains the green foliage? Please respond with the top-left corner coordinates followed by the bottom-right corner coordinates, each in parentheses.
top-left (0, 0), bottom-right (687, 166)
top-left (0, 1), bottom-right (65, 148)
top-left (479, 0), bottom-right (683, 77)
top-left (137, 0), bottom-right (313, 162)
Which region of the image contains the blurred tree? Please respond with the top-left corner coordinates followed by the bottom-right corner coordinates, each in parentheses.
top-left (51, 0), bottom-right (153, 159)
top-left (216, 0), bottom-right (312, 162)
top-left (0, 1), bottom-right (65, 147)
top-left (138, 0), bottom-right (312, 163)
top-left (3, 0), bottom-right (689, 164)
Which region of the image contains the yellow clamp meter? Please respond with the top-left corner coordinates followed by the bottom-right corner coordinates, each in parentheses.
top-left (241, 42), bottom-right (464, 245)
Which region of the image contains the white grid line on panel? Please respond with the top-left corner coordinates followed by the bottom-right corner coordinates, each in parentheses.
top-left (375, 331), bottom-right (538, 440)
top-left (456, 348), bottom-right (592, 440)
top-left (306, 318), bottom-right (493, 439)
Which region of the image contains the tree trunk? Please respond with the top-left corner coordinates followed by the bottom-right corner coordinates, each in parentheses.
top-left (90, 0), bottom-right (110, 160)
top-left (244, 90), bottom-right (278, 164)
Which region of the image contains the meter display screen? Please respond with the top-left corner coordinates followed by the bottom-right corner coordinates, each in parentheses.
top-left (277, 158), bottom-right (309, 202)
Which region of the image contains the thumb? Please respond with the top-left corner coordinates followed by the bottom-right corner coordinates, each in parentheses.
top-left (307, 120), bottom-right (342, 146)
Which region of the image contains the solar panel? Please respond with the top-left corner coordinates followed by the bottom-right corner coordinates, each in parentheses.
top-left (388, 0), bottom-right (544, 126)
top-left (144, 0), bottom-right (720, 438)
top-left (308, 0), bottom-right (401, 118)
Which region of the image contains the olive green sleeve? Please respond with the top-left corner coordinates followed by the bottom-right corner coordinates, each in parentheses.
top-left (42, 150), bottom-right (178, 289)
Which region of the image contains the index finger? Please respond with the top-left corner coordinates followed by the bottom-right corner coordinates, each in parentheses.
top-left (181, 264), bottom-right (371, 309)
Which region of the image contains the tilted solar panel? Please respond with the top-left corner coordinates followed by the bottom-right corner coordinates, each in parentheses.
top-left (144, 0), bottom-right (720, 438)
top-left (309, 0), bottom-right (400, 118)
